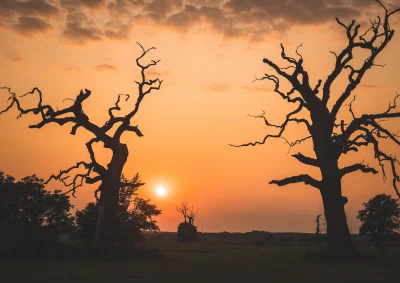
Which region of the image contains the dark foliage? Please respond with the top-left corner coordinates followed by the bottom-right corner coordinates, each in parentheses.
top-left (357, 194), bottom-right (400, 246)
top-left (177, 222), bottom-right (198, 242)
top-left (0, 171), bottom-right (74, 256)
top-left (75, 174), bottom-right (161, 246)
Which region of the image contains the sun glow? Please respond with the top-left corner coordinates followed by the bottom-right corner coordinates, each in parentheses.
top-left (156, 186), bottom-right (167, 197)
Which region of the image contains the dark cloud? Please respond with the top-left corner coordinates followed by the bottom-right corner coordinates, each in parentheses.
top-left (104, 20), bottom-right (132, 40)
top-left (13, 16), bottom-right (52, 35)
top-left (63, 11), bottom-right (102, 44)
top-left (0, 0), bottom-right (59, 17)
top-left (107, 0), bottom-right (145, 16)
top-left (1, 0), bottom-right (398, 42)
top-left (60, 0), bottom-right (107, 9)
top-left (94, 64), bottom-right (118, 71)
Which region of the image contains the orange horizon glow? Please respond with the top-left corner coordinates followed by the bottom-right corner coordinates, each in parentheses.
top-left (1, 0), bottom-right (400, 233)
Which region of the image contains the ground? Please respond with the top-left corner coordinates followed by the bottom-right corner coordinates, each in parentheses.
top-left (1, 233), bottom-right (399, 283)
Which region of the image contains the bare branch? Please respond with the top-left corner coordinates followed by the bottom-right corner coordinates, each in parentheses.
top-left (292, 152), bottom-right (319, 167)
top-left (340, 163), bottom-right (379, 176)
top-left (270, 174), bottom-right (321, 189)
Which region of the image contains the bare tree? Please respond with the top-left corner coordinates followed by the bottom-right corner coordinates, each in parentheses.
top-left (231, 1), bottom-right (400, 257)
top-left (175, 201), bottom-right (190, 223)
top-left (0, 43), bottom-right (163, 250)
top-left (175, 201), bottom-right (198, 225)
top-left (187, 206), bottom-right (199, 225)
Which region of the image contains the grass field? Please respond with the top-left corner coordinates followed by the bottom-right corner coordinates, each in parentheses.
top-left (1, 237), bottom-right (399, 283)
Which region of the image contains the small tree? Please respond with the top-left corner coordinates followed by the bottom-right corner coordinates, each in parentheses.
top-left (0, 171), bottom-right (74, 254)
top-left (357, 194), bottom-right (400, 246)
top-left (175, 201), bottom-right (198, 242)
top-left (75, 174), bottom-right (161, 246)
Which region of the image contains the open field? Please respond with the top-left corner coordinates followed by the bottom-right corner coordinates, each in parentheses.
top-left (1, 233), bottom-right (399, 283)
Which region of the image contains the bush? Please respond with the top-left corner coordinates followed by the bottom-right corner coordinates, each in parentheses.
top-left (0, 172), bottom-right (74, 256)
top-left (177, 222), bottom-right (198, 242)
top-left (75, 174), bottom-right (161, 246)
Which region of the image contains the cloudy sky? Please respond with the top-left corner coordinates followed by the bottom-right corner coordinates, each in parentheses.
top-left (0, 0), bottom-right (400, 232)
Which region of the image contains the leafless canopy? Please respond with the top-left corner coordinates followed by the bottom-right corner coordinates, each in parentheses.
top-left (0, 43), bottom-right (163, 197)
top-left (176, 201), bottom-right (199, 225)
top-left (230, 1), bottom-right (400, 197)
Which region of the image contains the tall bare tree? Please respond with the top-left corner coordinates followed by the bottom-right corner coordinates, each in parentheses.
top-left (0, 43), bottom-right (163, 250)
top-left (231, 1), bottom-right (400, 257)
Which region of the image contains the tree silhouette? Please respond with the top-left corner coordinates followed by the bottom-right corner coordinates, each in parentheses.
top-left (357, 194), bottom-right (400, 246)
top-left (0, 172), bottom-right (74, 255)
top-left (231, 1), bottom-right (400, 257)
top-left (0, 43), bottom-right (163, 250)
top-left (175, 201), bottom-right (199, 242)
top-left (175, 201), bottom-right (198, 225)
top-left (76, 174), bottom-right (161, 245)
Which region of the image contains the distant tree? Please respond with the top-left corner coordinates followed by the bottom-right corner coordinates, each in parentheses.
top-left (357, 194), bottom-right (400, 246)
top-left (0, 43), bottom-right (163, 250)
top-left (175, 201), bottom-right (190, 223)
top-left (175, 201), bottom-right (198, 242)
top-left (0, 171), bottom-right (74, 254)
top-left (75, 174), bottom-right (161, 246)
top-left (175, 201), bottom-right (198, 225)
top-left (231, 1), bottom-right (400, 257)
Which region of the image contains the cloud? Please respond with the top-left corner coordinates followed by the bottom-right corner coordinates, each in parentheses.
top-left (104, 20), bottom-right (132, 40)
top-left (60, 0), bottom-right (107, 9)
top-left (94, 64), bottom-right (118, 71)
top-left (146, 70), bottom-right (170, 77)
top-left (13, 16), bottom-right (52, 36)
top-left (64, 66), bottom-right (82, 72)
top-left (62, 11), bottom-right (102, 44)
top-left (10, 56), bottom-right (24, 63)
top-left (1, 0), bottom-right (398, 42)
top-left (0, 0), bottom-right (59, 17)
top-left (202, 83), bottom-right (229, 92)
top-left (243, 85), bottom-right (271, 93)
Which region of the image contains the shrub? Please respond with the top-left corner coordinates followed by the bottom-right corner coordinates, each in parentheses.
top-left (177, 222), bottom-right (198, 242)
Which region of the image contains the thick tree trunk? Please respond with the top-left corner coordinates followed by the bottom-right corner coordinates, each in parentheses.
top-left (311, 116), bottom-right (357, 258)
top-left (320, 165), bottom-right (356, 258)
top-left (94, 144), bottom-right (128, 251)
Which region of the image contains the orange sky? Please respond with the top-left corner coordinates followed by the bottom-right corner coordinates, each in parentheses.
top-left (0, 0), bottom-right (400, 233)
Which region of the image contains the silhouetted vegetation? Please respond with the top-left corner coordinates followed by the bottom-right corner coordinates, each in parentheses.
top-left (176, 201), bottom-right (199, 242)
top-left (76, 174), bottom-right (161, 246)
top-left (0, 171), bottom-right (74, 257)
top-left (0, 43), bottom-right (163, 250)
top-left (177, 222), bottom-right (198, 242)
top-left (0, 171), bottom-right (161, 259)
top-left (357, 194), bottom-right (400, 246)
top-left (231, 0), bottom-right (400, 258)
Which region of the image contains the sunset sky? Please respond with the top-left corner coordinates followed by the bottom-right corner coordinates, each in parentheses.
top-left (0, 0), bottom-right (400, 233)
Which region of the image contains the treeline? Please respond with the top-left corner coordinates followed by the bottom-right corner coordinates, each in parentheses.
top-left (0, 171), bottom-right (161, 258)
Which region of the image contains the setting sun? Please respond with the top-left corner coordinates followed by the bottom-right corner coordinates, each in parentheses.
top-left (156, 186), bottom-right (167, 197)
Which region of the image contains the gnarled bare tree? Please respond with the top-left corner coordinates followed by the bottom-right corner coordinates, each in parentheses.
top-left (0, 43), bottom-right (163, 250)
top-left (231, 1), bottom-right (400, 257)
